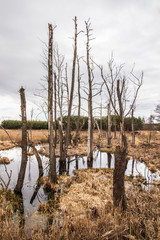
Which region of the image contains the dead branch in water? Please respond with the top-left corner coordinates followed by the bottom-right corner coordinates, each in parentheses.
top-left (0, 124), bottom-right (19, 147)
top-left (0, 164), bottom-right (12, 191)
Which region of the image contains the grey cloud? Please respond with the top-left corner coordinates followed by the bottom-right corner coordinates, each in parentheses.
top-left (0, 0), bottom-right (160, 120)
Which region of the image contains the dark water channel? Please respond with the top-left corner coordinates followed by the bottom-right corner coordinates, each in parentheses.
top-left (0, 146), bottom-right (159, 234)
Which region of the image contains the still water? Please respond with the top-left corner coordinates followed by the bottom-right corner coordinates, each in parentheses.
top-left (0, 146), bottom-right (159, 216)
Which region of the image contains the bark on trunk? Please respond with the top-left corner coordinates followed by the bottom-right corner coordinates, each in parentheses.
top-left (107, 152), bottom-right (112, 168)
top-left (65, 16), bottom-right (77, 149)
top-left (58, 121), bottom-right (65, 162)
top-left (107, 102), bottom-right (111, 148)
top-left (74, 57), bottom-right (81, 146)
top-left (30, 143), bottom-right (43, 178)
top-left (85, 20), bottom-right (93, 162)
top-left (113, 95), bottom-right (117, 139)
top-left (87, 93), bottom-right (93, 161)
top-left (14, 87), bottom-right (28, 194)
top-left (48, 23), bottom-right (56, 183)
top-left (54, 72), bottom-right (57, 148)
top-left (59, 158), bottom-right (66, 175)
top-left (131, 108), bottom-right (135, 145)
top-left (100, 97), bottom-right (103, 147)
top-left (113, 146), bottom-right (126, 210)
top-left (94, 118), bottom-right (102, 147)
top-left (114, 115), bottom-right (117, 139)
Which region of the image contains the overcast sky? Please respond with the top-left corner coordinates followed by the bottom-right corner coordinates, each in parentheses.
top-left (0, 0), bottom-right (160, 122)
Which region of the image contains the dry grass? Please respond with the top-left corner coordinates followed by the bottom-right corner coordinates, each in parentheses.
top-left (0, 129), bottom-right (49, 150)
top-left (0, 129), bottom-right (160, 169)
top-left (0, 169), bottom-right (160, 239)
top-left (0, 129), bottom-right (160, 239)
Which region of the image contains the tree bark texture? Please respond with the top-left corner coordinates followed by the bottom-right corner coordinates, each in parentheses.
top-left (14, 87), bottom-right (28, 194)
top-left (113, 146), bottom-right (126, 210)
top-left (30, 143), bottom-right (43, 178)
top-left (131, 108), bottom-right (135, 145)
top-left (54, 72), bottom-right (57, 148)
top-left (48, 23), bottom-right (56, 183)
top-left (113, 95), bottom-right (117, 139)
top-left (107, 102), bottom-right (112, 148)
top-left (107, 152), bottom-right (112, 168)
top-left (74, 57), bottom-right (81, 146)
top-left (65, 16), bottom-right (77, 148)
top-left (85, 20), bottom-right (93, 162)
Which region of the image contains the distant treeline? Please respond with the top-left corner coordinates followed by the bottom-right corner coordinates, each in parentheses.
top-left (1, 116), bottom-right (143, 131)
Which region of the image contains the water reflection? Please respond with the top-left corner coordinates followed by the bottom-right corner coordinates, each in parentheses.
top-left (107, 153), bottom-right (112, 168)
top-left (0, 147), bottom-right (48, 216)
top-left (59, 160), bottom-right (66, 175)
top-left (0, 147), bottom-right (160, 218)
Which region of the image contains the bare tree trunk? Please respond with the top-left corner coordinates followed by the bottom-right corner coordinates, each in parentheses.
top-left (107, 152), bottom-right (111, 168)
top-left (14, 87), bottom-right (28, 194)
top-left (113, 95), bottom-right (117, 139)
top-left (58, 120), bottom-right (65, 162)
top-left (48, 23), bottom-right (56, 183)
top-left (131, 108), bottom-right (135, 145)
top-left (56, 55), bottom-right (65, 162)
top-left (94, 118), bottom-right (102, 147)
top-left (59, 159), bottom-right (66, 175)
top-left (65, 63), bottom-right (70, 110)
top-left (107, 102), bottom-right (112, 148)
top-left (54, 72), bottom-right (57, 148)
top-left (131, 158), bottom-right (135, 175)
top-left (85, 19), bottom-right (93, 162)
top-left (113, 146), bottom-right (126, 210)
top-left (74, 56), bottom-right (81, 146)
top-left (114, 115), bottom-right (117, 139)
top-left (65, 16), bottom-right (78, 149)
top-left (99, 57), bottom-right (143, 211)
top-left (88, 99), bottom-right (93, 161)
top-left (30, 143), bottom-right (43, 178)
top-left (100, 95), bottom-right (103, 147)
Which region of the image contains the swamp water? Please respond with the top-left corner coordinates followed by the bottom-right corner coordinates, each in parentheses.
top-left (0, 146), bottom-right (160, 234)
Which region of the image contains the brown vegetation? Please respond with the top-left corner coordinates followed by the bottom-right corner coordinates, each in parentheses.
top-left (0, 157), bottom-right (10, 164)
top-left (0, 129), bottom-right (48, 150)
top-left (0, 129), bottom-right (160, 170)
top-left (0, 169), bottom-right (160, 239)
top-left (0, 129), bottom-right (160, 239)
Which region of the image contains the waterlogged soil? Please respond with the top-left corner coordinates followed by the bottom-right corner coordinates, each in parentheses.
top-left (0, 144), bottom-right (160, 238)
top-left (0, 130), bottom-right (160, 213)
top-left (0, 147), bottom-right (159, 213)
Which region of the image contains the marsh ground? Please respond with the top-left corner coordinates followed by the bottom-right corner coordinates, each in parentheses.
top-left (0, 129), bottom-right (160, 239)
top-left (0, 129), bottom-right (160, 169)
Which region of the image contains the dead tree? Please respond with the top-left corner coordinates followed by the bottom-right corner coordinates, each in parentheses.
top-left (98, 58), bottom-right (143, 210)
top-left (0, 164), bottom-right (12, 191)
top-left (65, 16), bottom-right (78, 149)
top-left (64, 63), bottom-right (70, 110)
top-left (29, 143), bottom-right (43, 178)
top-left (54, 72), bottom-right (57, 148)
top-left (107, 102), bottom-right (112, 148)
top-left (74, 56), bottom-right (82, 145)
top-left (131, 107), bottom-right (135, 145)
top-left (85, 19), bottom-right (94, 162)
top-left (14, 87), bottom-right (28, 194)
top-left (48, 23), bottom-right (56, 183)
top-left (94, 118), bottom-right (102, 147)
top-left (54, 47), bottom-right (65, 162)
top-left (84, 20), bottom-right (102, 161)
top-left (113, 92), bottom-right (117, 139)
top-left (100, 94), bottom-right (103, 147)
